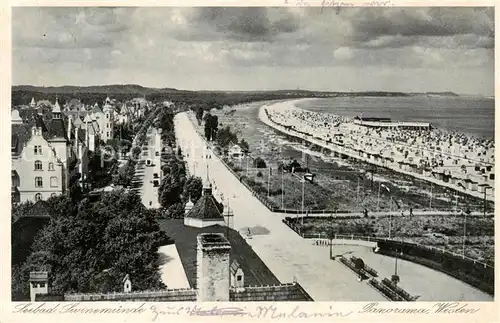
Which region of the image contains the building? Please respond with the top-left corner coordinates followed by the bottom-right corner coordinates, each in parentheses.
top-left (183, 173), bottom-right (226, 228)
top-left (31, 170), bottom-right (312, 302)
top-left (11, 98), bottom-right (90, 203)
top-left (353, 117), bottom-right (431, 131)
top-left (34, 232), bottom-right (312, 302)
top-left (228, 144), bottom-right (244, 159)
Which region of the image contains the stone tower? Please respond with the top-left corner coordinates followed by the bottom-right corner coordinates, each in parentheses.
top-left (196, 233), bottom-right (231, 301)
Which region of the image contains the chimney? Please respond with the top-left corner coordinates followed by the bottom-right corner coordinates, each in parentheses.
top-left (29, 271), bottom-right (48, 302)
top-left (196, 233), bottom-right (231, 301)
top-left (67, 115), bottom-right (72, 140)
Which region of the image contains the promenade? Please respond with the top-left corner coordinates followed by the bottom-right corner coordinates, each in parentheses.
top-left (259, 100), bottom-right (494, 202)
top-left (174, 111), bottom-right (491, 301)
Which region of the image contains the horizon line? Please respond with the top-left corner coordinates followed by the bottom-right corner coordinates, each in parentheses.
top-left (11, 84), bottom-right (492, 97)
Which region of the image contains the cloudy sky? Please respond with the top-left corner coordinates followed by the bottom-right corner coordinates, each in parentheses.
top-left (12, 7), bottom-right (494, 95)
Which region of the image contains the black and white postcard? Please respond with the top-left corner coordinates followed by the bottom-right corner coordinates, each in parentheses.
top-left (2, 2), bottom-right (498, 323)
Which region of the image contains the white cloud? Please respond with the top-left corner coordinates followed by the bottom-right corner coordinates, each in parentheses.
top-left (334, 47), bottom-right (353, 60)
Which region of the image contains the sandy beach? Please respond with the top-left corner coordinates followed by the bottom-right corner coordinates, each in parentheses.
top-left (259, 99), bottom-right (494, 202)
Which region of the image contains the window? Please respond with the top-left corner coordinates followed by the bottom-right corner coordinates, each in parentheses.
top-left (34, 145), bottom-right (42, 155)
top-left (35, 193), bottom-right (42, 201)
top-left (35, 177), bottom-right (43, 188)
top-left (34, 160), bottom-right (43, 170)
top-left (50, 176), bottom-right (58, 187)
top-left (106, 114), bottom-right (109, 119)
top-left (39, 282), bottom-right (46, 288)
top-left (48, 162), bottom-right (54, 171)
top-left (107, 132), bottom-right (110, 137)
top-left (237, 275), bottom-right (242, 281)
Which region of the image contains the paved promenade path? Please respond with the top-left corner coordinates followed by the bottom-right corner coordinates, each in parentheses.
top-left (174, 111), bottom-right (491, 301)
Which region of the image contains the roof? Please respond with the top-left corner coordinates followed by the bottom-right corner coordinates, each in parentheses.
top-left (11, 123), bottom-right (33, 154)
top-left (92, 105), bottom-right (103, 114)
top-left (230, 283), bottom-right (313, 301)
top-left (185, 191), bottom-right (224, 220)
top-left (11, 109), bottom-right (23, 123)
top-left (230, 260), bottom-right (241, 275)
top-left (46, 118), bottom-right (68, 141)
top-left (53, 99), bottom-right (61, 113)
top-left (30, 271), bottom-right (48, 281)
top-left (159, 219), bottom-right (281, 289)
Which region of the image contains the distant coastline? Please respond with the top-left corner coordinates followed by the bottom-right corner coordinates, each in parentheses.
top-left (12, 84), bottom-right (472, 98)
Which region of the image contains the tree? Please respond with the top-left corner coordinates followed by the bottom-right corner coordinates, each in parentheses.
top-left (216, 126), bottom-right (238, 148)
top-left (183, 176), bottom-right (203, 203)
top-left (17, 190), bottom-right (169, 298)
top-left (239, 138), bottom-right (250, 153)
top-left (165, 202), bottom-right (185, 219)
top-left (158, 174), bottom-right (184, 209)
top-left (253, 157), bottom-right (267, 168)
top-left (195, 107), bottom-right (204, 126)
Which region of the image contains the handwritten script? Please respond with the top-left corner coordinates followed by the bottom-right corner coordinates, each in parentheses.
top-left (12, 302), bottom-right (483, 321)
top-left (286, 0), bottom-right (394, 14)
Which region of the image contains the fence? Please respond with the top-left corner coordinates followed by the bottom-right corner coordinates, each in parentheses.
top-left (282, 216), bottom-right (494, 296)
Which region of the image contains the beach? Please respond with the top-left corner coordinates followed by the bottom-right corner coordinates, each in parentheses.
top-left (259, 99), bottom-right (495, 203)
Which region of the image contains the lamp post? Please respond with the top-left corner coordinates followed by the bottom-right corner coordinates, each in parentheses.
top-left (267, 167), bottom-right (271, 198)
top-left (281, 167), bottom-right (284, 209)
top-left (483, 186), bottom-right (491, 217)
top-left (389, 196), bottom-right (392, 239)
top-left (462, 209), bottom-right (468, 257)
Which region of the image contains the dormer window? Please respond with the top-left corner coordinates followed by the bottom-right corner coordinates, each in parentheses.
top-left (48, 162), bottom-right (54, 171)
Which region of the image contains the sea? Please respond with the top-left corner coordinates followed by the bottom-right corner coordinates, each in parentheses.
top-left (295, 96), bottom-right (495, 139)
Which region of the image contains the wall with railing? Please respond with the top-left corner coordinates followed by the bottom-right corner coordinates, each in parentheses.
top-left (282, 216), bottom-right (494, 296)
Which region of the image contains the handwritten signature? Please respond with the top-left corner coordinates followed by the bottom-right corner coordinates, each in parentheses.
top-left (285, 0), bottom-right (393, 14)
top-left (150, 305), bottom-right (353, 321)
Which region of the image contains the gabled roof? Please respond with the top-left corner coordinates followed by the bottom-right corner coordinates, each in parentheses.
top-left (230, 260), bottom-right (241, 275)
top-left (73, 116), bottom-right (83, 126)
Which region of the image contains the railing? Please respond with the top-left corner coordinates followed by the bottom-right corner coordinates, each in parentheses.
top-left (282, 217), bottom-right (493, 270)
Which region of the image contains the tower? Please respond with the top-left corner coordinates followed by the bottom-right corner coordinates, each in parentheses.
top-left (196, 233), bottom-right (231, 301)
top-left (30, 97), bottom-right (36, 108)
top-left (102, 98), bottom-right (114, 142)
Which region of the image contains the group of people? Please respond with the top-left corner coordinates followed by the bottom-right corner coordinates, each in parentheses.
top-left (267, 104), bottom-right (494, 186)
